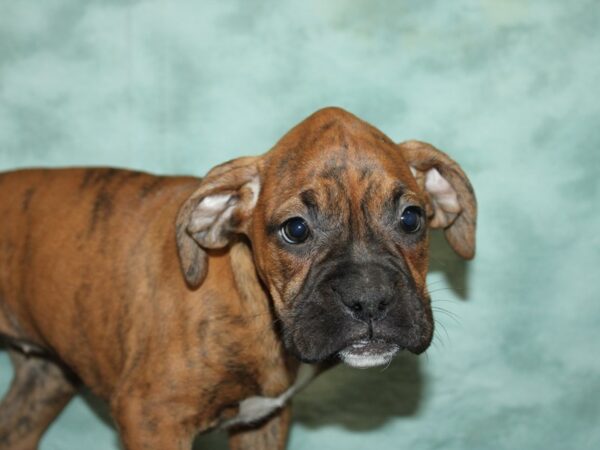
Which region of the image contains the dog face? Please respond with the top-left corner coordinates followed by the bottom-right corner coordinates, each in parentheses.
top-left (177, 107), bottom-right (476, 368)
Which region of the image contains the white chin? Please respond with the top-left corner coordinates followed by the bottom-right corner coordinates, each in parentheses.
top-left (338, 340), bottom-right (401, 368)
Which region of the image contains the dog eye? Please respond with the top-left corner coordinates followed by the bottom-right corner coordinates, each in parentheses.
top-left (400, 206), bottom-right (423, 233)
top-left (281, 217), bottom-right (310, 244)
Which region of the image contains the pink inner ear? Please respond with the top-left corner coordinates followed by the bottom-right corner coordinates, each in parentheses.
top-left (187, 176), bottom-right (261, 248)
top-left (425, 168), bottom-right (460, 213)
top-left (192, 194), bottom-right (234, 230)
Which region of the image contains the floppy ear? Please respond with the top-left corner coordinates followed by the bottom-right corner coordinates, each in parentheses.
top-left (398, 140), bottom-right (477, 259)
top-left (176, 157), bottom-right (261, 287)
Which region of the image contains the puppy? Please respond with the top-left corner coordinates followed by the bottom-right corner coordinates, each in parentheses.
top-left (0, 107), bottom-right (476, 449)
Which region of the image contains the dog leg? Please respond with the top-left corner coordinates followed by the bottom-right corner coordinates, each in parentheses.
top-left (0, 351), bottom-right (77, 450)
top-left (111, 396), bottom-right (196, 450)
top-left (227, 405), bottom-right (291, 450)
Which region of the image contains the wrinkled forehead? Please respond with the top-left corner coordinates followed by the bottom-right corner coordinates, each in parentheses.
top-left (260, 108), bottom-right (419, 208)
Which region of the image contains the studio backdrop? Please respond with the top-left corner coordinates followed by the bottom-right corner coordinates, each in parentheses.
top-left (1, 1), bottom-right (599, 449)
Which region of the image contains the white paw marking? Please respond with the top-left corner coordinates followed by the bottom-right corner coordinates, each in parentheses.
top-left (221, 364), bottom-right (316, 428)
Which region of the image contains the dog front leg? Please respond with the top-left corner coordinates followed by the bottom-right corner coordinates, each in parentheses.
top-left (0, 351), bottom-right (77, 450)
top-left (227, 405), bottom-right (291, 450)
top-left (111, 396), bottom-right (196, 450)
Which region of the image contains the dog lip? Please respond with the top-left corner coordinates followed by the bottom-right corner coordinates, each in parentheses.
top-left (338, 339), bottom-right (402, 368)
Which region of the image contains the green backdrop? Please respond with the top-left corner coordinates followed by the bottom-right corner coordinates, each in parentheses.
top-left (1, 1), bottom-right (599, 449)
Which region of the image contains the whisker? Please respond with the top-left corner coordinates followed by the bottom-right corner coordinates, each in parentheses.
top-left (426, 279), bottom-right (447, 288)
top-left (435, 320), bottom-right (449, 338)
top-left (432, 307), bottom-right (461, 325)
top-left (427, 287), bottom-right (458, 295)
top-left (431, 298), bottom-right (456, 304)
top-left (380, 356), bottom-right (394, 372)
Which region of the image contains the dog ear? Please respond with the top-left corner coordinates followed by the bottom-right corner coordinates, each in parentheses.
top-left (399, 140), bottom-right (477, 259)
top-left (176, 157), bottom-right (261, 287)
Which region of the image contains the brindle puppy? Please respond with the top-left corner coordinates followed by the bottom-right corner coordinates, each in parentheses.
top-left (0, 107), bottom-right (476, 450)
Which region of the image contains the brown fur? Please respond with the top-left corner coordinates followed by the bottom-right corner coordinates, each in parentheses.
top-left (0, 107), bottom-right (476, 449)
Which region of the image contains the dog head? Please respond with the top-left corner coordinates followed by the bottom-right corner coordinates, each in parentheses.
top-left (177, 107), bottom-right (476, 368)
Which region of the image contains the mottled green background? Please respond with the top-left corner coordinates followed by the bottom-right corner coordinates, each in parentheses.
top-left (1, 1), bottom-right (599, 449)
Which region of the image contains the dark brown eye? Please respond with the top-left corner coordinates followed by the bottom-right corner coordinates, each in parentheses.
top-left (281, 217), bottom-right (310, 244)
top-left (400, 206), bottom-right (423, 233)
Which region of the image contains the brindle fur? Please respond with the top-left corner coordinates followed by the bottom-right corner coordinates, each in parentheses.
top-left (0, 107), bottom-right (476, 449)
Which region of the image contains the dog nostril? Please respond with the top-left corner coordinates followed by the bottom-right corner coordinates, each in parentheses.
top-left (378, 300), bottom-right (389, 311)
top-left (351, 302), bottom-right (363, 312)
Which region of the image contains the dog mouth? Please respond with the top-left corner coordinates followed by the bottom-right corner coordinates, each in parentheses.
top-left (338, 339), bottom-right (402, 368)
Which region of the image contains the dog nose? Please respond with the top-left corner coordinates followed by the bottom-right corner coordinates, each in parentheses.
top-left (327, 262), bottom-right (398, 322)
top-left (333, 286), bottom-right (392, 322)
top-left (345, 295), bottom-right (390, 322)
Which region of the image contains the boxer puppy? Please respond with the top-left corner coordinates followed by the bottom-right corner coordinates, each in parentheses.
top-left (0, 107), bottom-right (476, 450)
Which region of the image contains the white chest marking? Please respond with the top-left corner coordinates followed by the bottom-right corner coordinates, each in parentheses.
top-left (221, 364), bottom-right (316, 429)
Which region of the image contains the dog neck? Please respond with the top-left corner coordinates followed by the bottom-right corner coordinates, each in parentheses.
top-left (227, 240), bottom-right (297, 393)
top-left (228, 239), bottom-right (273, 330)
